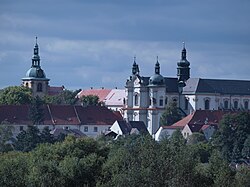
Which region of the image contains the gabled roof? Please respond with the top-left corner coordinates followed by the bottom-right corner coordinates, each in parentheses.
top-left (171, 110), bottom-right (232, 133)
top-left (77, 89), bottom-right (112, 102)
top-left (113, 120), bottom-right (148, 135)
top-left (105, 89), bottom-right (125, 106)
top-left (183, 78), bottom-right (250, 95)
top-left (0, 105), bottom-right (122, 126)
top-left (48, 105), bottom-right (80, 125)
top-left (75, 105), bottom-right (122, 125)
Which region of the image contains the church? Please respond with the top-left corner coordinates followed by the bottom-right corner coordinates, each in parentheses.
top-left (123, 44), bottom-right (250, 135)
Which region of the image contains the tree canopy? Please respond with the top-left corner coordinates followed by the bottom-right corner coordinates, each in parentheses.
top-left (0, 86), bottom-right (32, 105)
top-left (160, 101), bottom-right (183, 126)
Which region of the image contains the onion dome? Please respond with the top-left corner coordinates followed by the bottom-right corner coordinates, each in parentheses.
top-left (149, 57), bottom-right (165, 86)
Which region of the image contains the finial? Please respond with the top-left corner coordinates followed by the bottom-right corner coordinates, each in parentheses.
top-left (134, 55), bottom-right (136, 63)
top-left (182, 41), bottom-right (185, 49)
top-left (157, 56), bottom-right (159, 62)
top-left (35, 36), bottom-right (38, 44)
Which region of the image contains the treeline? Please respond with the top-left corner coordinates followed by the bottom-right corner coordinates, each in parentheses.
top-left (0, 86), bottom-right (99, 106)
top-left (0, 129), bottom-right (249, 186)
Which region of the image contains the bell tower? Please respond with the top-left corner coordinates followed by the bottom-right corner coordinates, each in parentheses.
top-left (177, 42), bottom-right (190, 87)
top-left (22, 37), bottom-right (50, 97)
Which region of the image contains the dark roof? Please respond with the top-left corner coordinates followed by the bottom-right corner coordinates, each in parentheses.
top-left (183, 78), bottom-right (250, 95)
top-left (48, 105), bottom-right (80, 125)
top-left (75, 105), bottom-right (123, 125)
top-left (115, 120), bottom-right (148, 135)
top-left (129, 121), bottom-right (148, 133)
top-left (0, 105), bottom-right (122, 126)
top-left (51, 128), bottom-right (86, 138)
top-left (136, 75), bottom-right (250, 95)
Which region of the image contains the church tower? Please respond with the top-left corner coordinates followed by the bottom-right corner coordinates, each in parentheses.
top-left (177, 42), bottom-right (190, 88)
top-left (22, 37), bottom-right (50, 97)
top-left (148, 57), bottom-right (166, 135)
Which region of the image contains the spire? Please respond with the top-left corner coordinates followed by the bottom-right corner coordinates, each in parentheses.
top-left (181, 42), bottom-right (187, 60)
top-left (155, 56), bottom-right (160, 74)
top-left (132, 55), bottom-right (139, 75)
top-left (177, 42), bottom-right (190, 85)
top-left (32, 36), bottom-right (40, 67)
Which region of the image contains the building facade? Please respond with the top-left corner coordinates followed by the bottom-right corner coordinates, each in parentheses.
top-left (123, 45), bottom-right (250, 135)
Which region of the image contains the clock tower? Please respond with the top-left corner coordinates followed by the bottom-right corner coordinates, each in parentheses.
top-left (22, 37), bottom-right (50, 97)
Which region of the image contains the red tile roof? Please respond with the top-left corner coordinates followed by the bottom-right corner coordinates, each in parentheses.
top-left (77, 89), bottom-right (112, 102)
top-left (48, 105), bottom-right (80, 125)
top-left (0, 105), bottom-right (122, 126)
top-left (75, 106), bottom-right (122, 125)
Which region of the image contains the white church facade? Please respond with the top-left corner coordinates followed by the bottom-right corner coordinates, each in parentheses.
top-left (123, 45), bottom-right (250, 135)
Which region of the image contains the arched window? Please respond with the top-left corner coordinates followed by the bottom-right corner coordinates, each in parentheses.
top-left (204, 99), bottom-right (210, 110)
top-left (224, 100), bottom-right (229, 109)
top-left (159, 96), bottom-right (163, 106)
top-left (134, 94), bottom-right (139, 106)
top-left (244, 101), bottom-right (249, 110)
top-left (37, 83), bottom-right (43, 92)
top-left (25, 82), bottom-right (29, 87)
top-left (234, 100), bottom-right (238, 109)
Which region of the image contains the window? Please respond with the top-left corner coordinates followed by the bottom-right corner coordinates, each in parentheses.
top-left (134, 94), bottom-right (139, 106)
top-left (94, 127), bottom-right (98, 132)
top-left (234, 100), bottom-right (238, 109)
top-left (224, 100), bottom-right (229, 109)
top-left (25, 83), bottom-right (29, 87)
top-left (37, 83), bottom-right (43, 92)
top-left (185, 98), bottom-right (189, 110)
top-left (204, 99), bottom-right (210, 110)
top-left (20, 126), bottom-right (24, 131)
top-left (244, 101), bottom-right (249, 110)
top-left (159, 98), bottom-right (163, 106)
top-left (84, 126), bottom-right (88, 132)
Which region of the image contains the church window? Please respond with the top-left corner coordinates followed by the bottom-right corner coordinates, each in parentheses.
top-left (134, 94), bottom-right (139, 106)
top-left (37, 83), bottom-right (43, 92)
top-left (244, 101), bottom-right (249, 110)
top-left (224, 100), bottom-right (229, 109)
top-left (204, 99), bottom-right (210, 110)
top-left (159, 99), bottom-right (163, 106)
top-left (234, 100), bottom-right (238, 109)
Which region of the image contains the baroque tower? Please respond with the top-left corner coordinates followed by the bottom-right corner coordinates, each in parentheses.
top-left (22, 37), bottom-right (50, 97)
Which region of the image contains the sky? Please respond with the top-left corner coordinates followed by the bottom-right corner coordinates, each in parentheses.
top-left (0, 0), bottom-right (250, 90)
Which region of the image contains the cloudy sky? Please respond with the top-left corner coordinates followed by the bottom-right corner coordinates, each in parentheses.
top-left (0, 0), bottom-right (250, 90)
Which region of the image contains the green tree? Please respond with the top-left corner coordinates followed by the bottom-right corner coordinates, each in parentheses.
top-left (0, 120), bottom-right (14, 152)
top-left (40, 126), bottom-right (54, 144)
top-left (242, 135), bottom-right (250, 159)
top-left (187, 132), bottom-right (206, 145)
top-left (29, 96), bottom-right (44, 125)
top-left (15, 125), bottom-right (41, 152)
top-left (160, 102), bottom-right (182, 126)
top-left (0, 86), bottom-right (32, 105)
top-left (0, 152), bottom-right (29, 187)
top-left (44, 89), bottom-right (81, 105)
top-left (212, 112), bottom-right (250, 161)
top-left (81, 95), bottom-right (100, 106)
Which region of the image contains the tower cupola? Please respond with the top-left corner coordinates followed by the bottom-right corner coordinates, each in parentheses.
top-left (149, 57), bottom-right (165, 86)
top-left (177, 42), bottom-right (190, 86)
